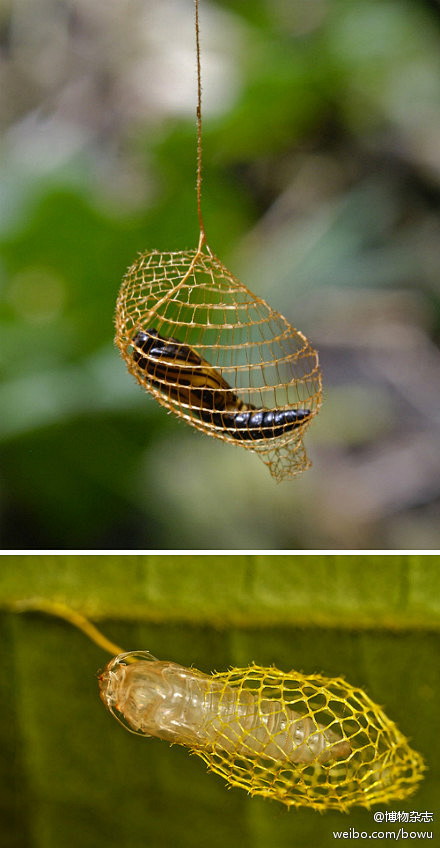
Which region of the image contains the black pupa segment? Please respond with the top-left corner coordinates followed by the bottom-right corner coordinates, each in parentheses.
top-left (130, 328), bottom-right (242, 418)
top-left (218, 408), bottom-right (312, 441)
top-left (130, 328), bottom-right (312, 440)
top-left (115, 248), bottom-right (322, 480)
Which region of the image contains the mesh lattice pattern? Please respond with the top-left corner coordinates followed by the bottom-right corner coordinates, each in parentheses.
top-left (198, 666), bottom-right (424, 811)
top-left (99, 653), bottom-right (424, 812)
top-left (115, 248), bottom-right (322, 480)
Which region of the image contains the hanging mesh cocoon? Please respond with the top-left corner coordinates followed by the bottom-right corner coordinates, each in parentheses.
top-left (115, 247), bottom-right (322, 481)
top-left (100, 653), bottom-right (425, 812)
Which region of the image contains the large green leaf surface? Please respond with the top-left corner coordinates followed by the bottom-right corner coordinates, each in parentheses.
top-left (1, 554), bottom-right (439, 628)
top-left (0, 555), bottom-right (438, 848)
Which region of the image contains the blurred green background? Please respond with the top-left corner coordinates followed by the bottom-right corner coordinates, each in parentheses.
top-left (1, 0), bottom-right (440, 549)
top-left (1, 553), bottom-right (438, 848)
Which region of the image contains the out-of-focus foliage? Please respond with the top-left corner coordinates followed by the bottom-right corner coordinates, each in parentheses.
top-left (1, 0), bottom-right (440, 549)
top-left (1, 554), bottom-right (438, 848)
top-left (1, 552), bottom-right (440, 629)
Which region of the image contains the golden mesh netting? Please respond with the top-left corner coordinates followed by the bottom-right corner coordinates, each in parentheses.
top-left (197, 665), bottom-right (425, 811)
top-left (99, 652), bottom-right (425, 812)
top-left (114, 1), bottom-right (322, 481)
top-left (115, 249), bottom-right (321, 480)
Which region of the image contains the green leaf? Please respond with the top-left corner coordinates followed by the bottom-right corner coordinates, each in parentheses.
top-left (1, 553), bottom-right (439, 629)
top-left (0, 554), bottom-right (438, 848)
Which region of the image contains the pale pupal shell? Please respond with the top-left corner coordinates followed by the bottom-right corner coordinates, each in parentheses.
top-left (99, 652), bottom-right (425, 811)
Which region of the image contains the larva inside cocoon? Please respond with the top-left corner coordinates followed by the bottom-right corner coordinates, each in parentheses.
top-left (99, 652), bottom-right (425, 812)
top-left (115, 249), bottom-right (322, 481)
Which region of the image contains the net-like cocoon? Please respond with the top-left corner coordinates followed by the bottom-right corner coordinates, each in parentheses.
top-left (115, 247), bottom-right (322, 480)
top-left (100, 652), bottom-right (425, 811)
